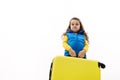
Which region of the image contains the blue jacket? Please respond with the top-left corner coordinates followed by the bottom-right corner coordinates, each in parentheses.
top-left (64, 30), bottom-right (86, 58)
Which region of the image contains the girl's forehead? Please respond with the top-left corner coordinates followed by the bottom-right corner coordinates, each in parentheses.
top-left (70, 20), bottom-right (80, 23)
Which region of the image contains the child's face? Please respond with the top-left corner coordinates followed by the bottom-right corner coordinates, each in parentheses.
top-left (70, 20), bottom-right (80, 33)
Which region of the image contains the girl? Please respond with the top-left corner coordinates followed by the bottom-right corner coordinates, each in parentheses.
top-left (62, 17), bottom-right (89, 58)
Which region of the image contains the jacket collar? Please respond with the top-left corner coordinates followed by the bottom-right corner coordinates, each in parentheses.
top-left (67, 30), bottom-right (84, 34)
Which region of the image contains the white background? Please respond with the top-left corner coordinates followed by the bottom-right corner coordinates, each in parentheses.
top-left (0, 0), bottom-right (120, 80)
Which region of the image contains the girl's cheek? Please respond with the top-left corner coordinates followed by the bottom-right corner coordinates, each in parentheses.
top-left (71, 26), bottom-right (74, 29)
top-left (76, 26), bottom-right (79, 29)
top-left (77, 26), bottom-right (80, 29)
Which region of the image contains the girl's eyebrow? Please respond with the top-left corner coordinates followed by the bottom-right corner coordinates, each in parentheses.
top-left (71, 22), bottom-right (79, 24)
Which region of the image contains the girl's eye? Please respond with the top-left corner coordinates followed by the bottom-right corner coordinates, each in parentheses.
top-left (76, 23), bottom-right (79, 25)
top-left (71, 24), bottom-right (74, 26)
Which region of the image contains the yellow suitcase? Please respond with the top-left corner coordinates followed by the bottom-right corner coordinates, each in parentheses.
top-left (49, 56), bottom-right (105, 80)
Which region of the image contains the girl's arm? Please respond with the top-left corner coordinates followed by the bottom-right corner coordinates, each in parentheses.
top-left (62, 35), bottom-right (76, 57)
top-left (78, 39), bottom-right (89, 58)
top-left (83, 39), bottom-right (89, 52)
top-left (62, 35), bottom-right (71, 51)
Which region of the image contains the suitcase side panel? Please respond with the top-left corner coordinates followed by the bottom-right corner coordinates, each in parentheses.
top-left (51, 56), bottom-right (100, 80)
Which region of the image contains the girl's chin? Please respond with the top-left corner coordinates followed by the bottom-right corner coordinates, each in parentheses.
top-left (73, 30), bottom-right (79, 33)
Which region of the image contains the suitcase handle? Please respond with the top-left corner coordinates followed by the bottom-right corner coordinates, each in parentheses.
top-left (98, 62), bottom-right (106, 69)
top-left (49, 62), bottom-right (53, 80)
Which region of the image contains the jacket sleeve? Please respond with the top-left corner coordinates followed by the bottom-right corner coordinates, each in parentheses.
top-left (62, 35), bottom-right (71, 51)
top-left (83, 39), bottom-right (89, 52)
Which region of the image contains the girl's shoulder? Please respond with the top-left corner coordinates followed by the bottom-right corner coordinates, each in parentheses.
top-left (66, 32), bottom-right (74, 36)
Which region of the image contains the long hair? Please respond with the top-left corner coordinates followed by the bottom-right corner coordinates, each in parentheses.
top-left (62, 17), bottom-right (89, 43)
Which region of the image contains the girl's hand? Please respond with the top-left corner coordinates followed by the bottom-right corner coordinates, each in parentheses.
top-left (78, 50), bottom-right (86, 58)
top-left (69, 49), bottom-right (76, 57)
